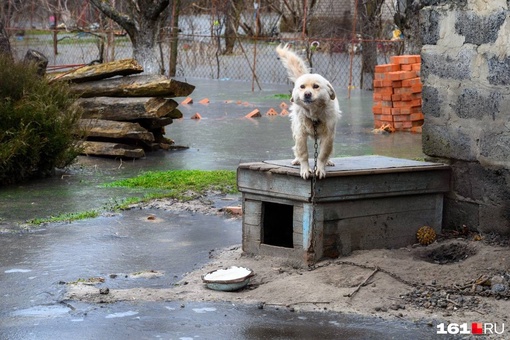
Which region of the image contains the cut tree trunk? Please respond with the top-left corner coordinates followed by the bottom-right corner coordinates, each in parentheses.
top-left (80, 141), bottom-right (145, 158)
top-left (24, 49), bottom-right (48, 76)
top-left (69, 74), bottom-right (195, 98)
top-left (47, 58), bottom-right (143, 83)
top-left (75, 97), bottom-right (180, 120)
top-left (79, 119), bottom-right (154, 142)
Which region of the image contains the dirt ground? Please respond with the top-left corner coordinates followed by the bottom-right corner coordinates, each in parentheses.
top-left (65, 196), bottom-right (510, 329)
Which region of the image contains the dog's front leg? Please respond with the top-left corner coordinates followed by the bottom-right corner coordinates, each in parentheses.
top-left (316, 134), bottom-right (334, 179)
top-left (291, 132), bottom-right (310, 179)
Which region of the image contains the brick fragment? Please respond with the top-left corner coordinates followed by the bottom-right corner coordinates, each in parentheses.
top-left (181, 97), bottom-right (193, 105)
top-left (245, 109), bottom-right (261, 118)
top-left (266, 108), bottom-right (278, 116)
top-left (190, 112), bottom-right (202, 119)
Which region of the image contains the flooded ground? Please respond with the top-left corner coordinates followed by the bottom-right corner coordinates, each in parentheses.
top-left (0, 78), bottom-right (423, 225)
top-left (0, 79), bottom-right (435, 339)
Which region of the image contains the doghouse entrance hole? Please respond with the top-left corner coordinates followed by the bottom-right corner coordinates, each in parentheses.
top-left (262, 202), bottom-right (293, 248)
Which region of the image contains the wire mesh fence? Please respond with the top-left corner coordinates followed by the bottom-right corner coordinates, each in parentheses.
top-left (9, 26), bottom-right (402, 91)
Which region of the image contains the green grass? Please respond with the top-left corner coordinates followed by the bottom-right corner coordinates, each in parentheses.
top-left (103, 169), bottom-right (238, 200)
top-left (28, 210), bottom-right (100, 225)
top-left (273, 93), bottom-right (291, 99)
top-left (26, 170), bottom-right (238, 225)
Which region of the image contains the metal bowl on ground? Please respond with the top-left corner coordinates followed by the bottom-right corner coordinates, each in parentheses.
top-left (202, 266), bottom-right (254, 292)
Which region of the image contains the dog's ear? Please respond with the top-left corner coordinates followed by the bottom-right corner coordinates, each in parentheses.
top-left (326, 82), bottom-right (336, 100)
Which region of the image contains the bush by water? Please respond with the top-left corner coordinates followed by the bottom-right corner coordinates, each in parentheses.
top-left (0, 55), bottom-right (82, 185)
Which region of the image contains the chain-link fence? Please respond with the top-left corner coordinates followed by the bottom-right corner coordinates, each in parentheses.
top-left (9, 27), bottom-right (401, 91)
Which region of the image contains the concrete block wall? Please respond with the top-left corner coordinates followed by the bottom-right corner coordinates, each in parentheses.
top-left (420, 0), bottom-right (510, 234)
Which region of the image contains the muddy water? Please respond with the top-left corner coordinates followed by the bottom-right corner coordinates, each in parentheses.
top-left (0, 78), bottom-right (423, 225)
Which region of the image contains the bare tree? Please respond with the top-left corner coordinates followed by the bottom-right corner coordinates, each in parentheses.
top-left (89, 0), bottom-right (171, 74)
top-left (393, 0), bottom-right (422, 54)
top-left (224, 0), bottom-right (243, 54)
top-left (0, 20), bottom-right (12, 58)
top-left (357, 0), bottom-right (385, 90)
top-left (268, 0), bottom-right (317, 34)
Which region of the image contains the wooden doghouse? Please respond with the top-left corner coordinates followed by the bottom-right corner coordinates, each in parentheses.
top-left (237, 156), bottom-right (450, 265)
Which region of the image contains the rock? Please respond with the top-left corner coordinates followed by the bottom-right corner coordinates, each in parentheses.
top-left (69, 74), bottom-right (195, 98)
top-left (491, 283), bottom-right (508, 294)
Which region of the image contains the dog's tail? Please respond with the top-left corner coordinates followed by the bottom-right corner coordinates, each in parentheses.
top-left (276, 43), bottom-right (310, 82)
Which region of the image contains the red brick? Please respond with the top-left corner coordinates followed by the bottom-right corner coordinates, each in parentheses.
top-left (223, 206), bottom-right (242, 215)
top-left (402, 77), bottom-right (422, 87)
top-left (394, 121), bottom-right (413, 129)
top-left (266, 108), bottom-right (278, 116)
top-left (393, 98), bottom-right (421, 108)
top-left (400, 92), bottom-right (422, 101)
top-left (374, 87), bottom-right (393, 95)
top-left (388, 70), bottom-right (419, 81)
top-left (381, 93), bottom-right (393, 101)
top-left (379, 114), bottom-right (393, 122)
top-left (411, 112), bottom-right (424, 121)
top-left (280, 108), bottom-right (289, 116)
top-left (373, 93), bottom-right (383, 101)
top-left (375, 63), bottom-right (400, 73)
top-left (393, 114), bottom-right (411, 122)
top-left (245, 109), bottom-right (261, 118)
top-left (190, 112), bottom-right (202, 119)
top-left (181, 97), bottom-right (193, 105)
top-left (391, 55), bottom-right (420, 65)
top-left (391, 93), bottom-right (402, 101)
top-left (382, 107), bottom-right (392, 115)
top-left (410, 126), bottom-right (423, 133)
top-left (198, 98), bottom-right (210, 105)
top-left (411, 84), bottom-right (423, 93)
top-left (411, 63), bottom-right (421, 71)
top-left (280, 102), bottom-right (288, 109)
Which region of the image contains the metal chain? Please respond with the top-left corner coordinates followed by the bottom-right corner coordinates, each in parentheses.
top-left (309, 120), bottom-right (319, 260)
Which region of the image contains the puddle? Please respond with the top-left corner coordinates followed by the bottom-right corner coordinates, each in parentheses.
top-left (192, 307), bottom-right (217, 314)
top-left (105, 311), bottom-right (139, 319)
top-left (12, 305), bottom-right (70, 317)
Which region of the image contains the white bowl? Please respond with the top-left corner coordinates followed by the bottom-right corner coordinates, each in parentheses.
top-left (202, 266), bottom-right (254, 291)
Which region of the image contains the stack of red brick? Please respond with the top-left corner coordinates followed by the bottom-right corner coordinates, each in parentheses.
top-left (372, 55), bottom-right (423, 132)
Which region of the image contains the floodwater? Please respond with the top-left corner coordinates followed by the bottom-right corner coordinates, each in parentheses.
top-left (0, 78), bottom-right (423, 225)
top-left (0, 79), bottom-right (434, 339)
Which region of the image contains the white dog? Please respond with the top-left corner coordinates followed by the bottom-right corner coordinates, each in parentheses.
top-left (276, 44), bottom-right (341, 179)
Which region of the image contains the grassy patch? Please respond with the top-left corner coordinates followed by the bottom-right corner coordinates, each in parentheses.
top-left (273, 93), bottom-right (291, 100)
top-left (28, 210), bottom-right (100, 225)
top-left (103, 169), bottom-right (238, 200)
top-left (25, 170), bottom-right (237, 226)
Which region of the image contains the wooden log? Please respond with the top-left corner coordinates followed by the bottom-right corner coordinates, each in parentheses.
top-left (69, 74), bottom-right (195, 98)
top-left (75, 97), bottom-right (179, 121)
top-left (79, 119), bottom-right (154, 142)
top-left (80, 141), bottom-right (145, 158)
top-left (47, 58), bottom-right (143, 83)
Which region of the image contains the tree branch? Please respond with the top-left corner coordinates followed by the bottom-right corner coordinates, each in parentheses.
top-left (89, 0), bottom-right (136, 35)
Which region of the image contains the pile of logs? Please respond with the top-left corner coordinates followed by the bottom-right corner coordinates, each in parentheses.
top-left (48, 59), bottom-right (195, 158)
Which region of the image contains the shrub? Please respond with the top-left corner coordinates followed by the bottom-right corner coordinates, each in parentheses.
top-left (0, 54), bottom-right (82, 185)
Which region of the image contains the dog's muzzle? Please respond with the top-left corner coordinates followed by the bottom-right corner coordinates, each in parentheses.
top-left (303, 91), bottom-right (313, 103)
